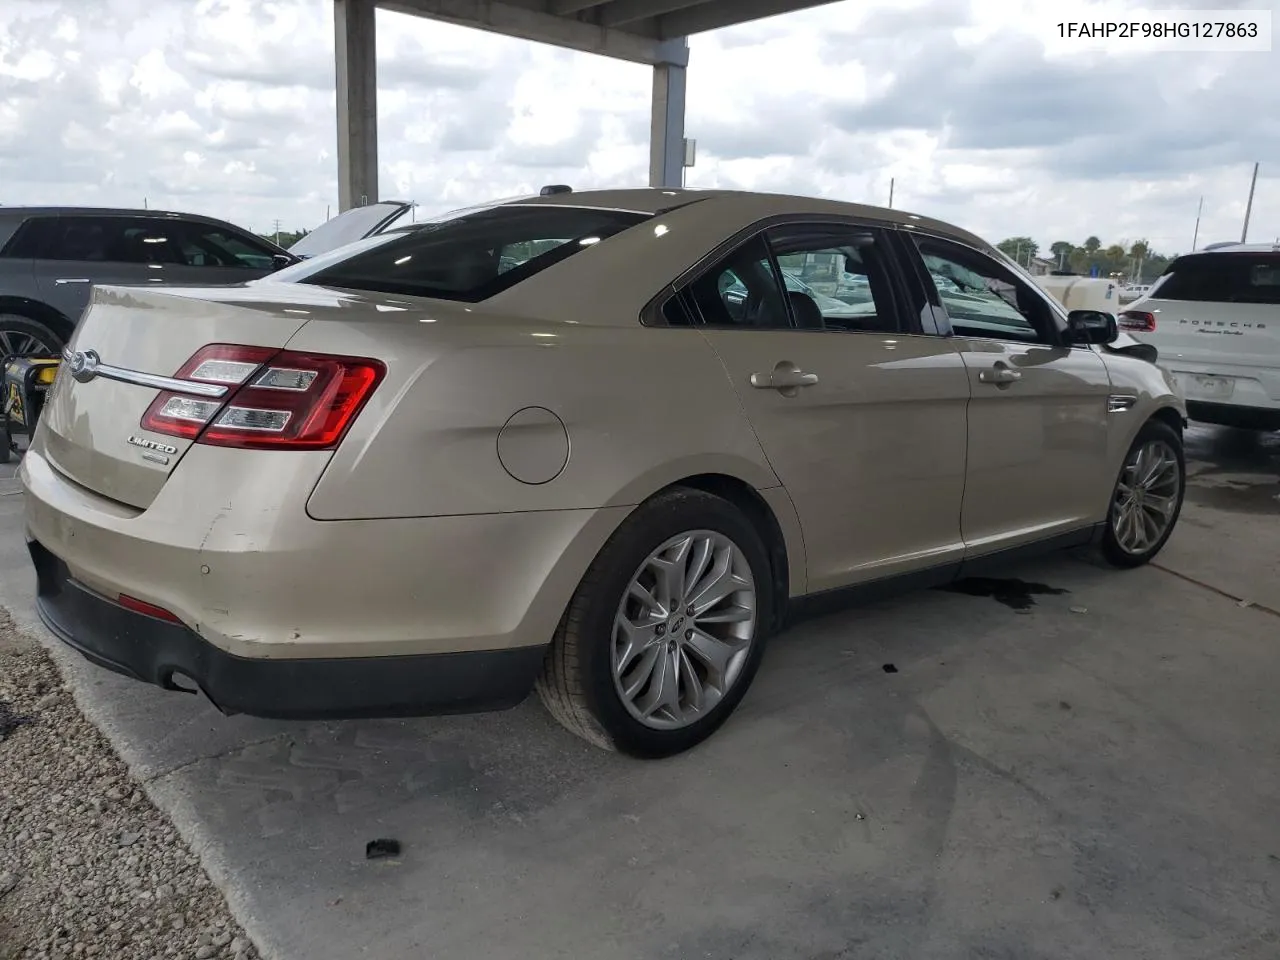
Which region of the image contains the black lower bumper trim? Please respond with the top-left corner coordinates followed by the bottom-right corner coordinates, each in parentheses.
top-left (1185, 401), bottom-right (1280, 432)
top-left (29, 539), bottom-right (546, 720)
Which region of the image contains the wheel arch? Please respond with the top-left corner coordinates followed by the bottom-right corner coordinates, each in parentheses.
top-left (658, 473), bottom-right (802, 634)
top-left (1149, 403), bottom-right (1186, 437)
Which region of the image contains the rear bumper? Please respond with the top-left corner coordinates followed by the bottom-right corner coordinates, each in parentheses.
top-left (1183, 401), bottom-right (1280, 431)
top-left (30, 538), bottom-right (545, 719)
top-left (1160, 360), bottom-right (1280, 416)
top-left (21, 443), bottom-right (631, 661)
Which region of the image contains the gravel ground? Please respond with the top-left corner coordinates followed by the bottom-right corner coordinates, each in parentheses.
top-left (0, 609), bottom-right (259, 960)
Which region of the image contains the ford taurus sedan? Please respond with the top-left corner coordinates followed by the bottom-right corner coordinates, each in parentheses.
top-left (21, 188), bottom-right (1187, 758)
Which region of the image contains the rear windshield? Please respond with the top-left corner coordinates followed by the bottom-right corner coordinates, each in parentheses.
top-left (1154, 253), bottom-right (1280, 305)
top-left (291, 205), bottom-right (650, 302)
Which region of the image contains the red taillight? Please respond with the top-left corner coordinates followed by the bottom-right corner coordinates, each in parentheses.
top-left (1118, 310), bottom-right (1156, 332)
top-left (140, 344), bottom-right (385, 450)
top-left (118, 594), bottom-right (182, 623)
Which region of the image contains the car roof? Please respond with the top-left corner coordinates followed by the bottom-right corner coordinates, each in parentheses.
top-left (509, 188), bottom-right (991, 249)
top-left (1188, 242), bottom-right (1280, 255)
top-left (0, 205), bottom-right (238, 226)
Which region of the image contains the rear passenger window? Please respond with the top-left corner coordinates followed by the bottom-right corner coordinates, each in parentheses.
top-left (1156, 255), bottom-right (1280, 305)
top-left (0, 218), bottom-right (57, 259)
top-left (684, 235), bottom-right (790, 329)
top-left (766, 224), bottom-right (901, 333)
top-left (35, 217), bottom-right (184, 265)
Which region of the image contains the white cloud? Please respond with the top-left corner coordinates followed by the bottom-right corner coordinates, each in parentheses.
top-left (0, 0), bottom-right (1275, 256)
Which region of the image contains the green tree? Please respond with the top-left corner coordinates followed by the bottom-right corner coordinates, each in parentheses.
top-left (259, 228), bottom-right (309, 249)
top-left (996, 236), bottom-right (1039, 266)
top-left (1083, 236), bottom-right (1101, 254)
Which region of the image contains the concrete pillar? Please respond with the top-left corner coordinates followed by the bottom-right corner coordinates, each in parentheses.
top-left (335, 0), bottom-right (378, 211)
top-left (648, 39), bottom-right (689, 188)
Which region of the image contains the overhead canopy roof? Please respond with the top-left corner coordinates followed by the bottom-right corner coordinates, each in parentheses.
top-left (378, 0), bottom-right (841, 63)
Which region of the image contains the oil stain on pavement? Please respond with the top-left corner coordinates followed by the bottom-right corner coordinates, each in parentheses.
top-left (942, 577), bottom-right (1069, 612)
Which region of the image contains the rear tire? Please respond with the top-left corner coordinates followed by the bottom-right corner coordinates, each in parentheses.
top-left (536, 488), bottom-right (775, 758)
top-left (1098, 418), bottom-right (1185, 568)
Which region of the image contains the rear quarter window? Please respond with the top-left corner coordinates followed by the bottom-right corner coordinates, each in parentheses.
top-left (0, 217), bottom-right (53, 258)
top-left (294, 205), bottom-right (650, 302)
top-left (1155, 254), bottom-right (1280, 305)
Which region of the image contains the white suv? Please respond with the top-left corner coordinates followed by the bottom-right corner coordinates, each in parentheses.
top-left (1120, 243), bottom-right (1280, 431)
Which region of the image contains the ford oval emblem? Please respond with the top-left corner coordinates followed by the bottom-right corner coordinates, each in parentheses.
top-left (68, 349), bottom-right (102, 383)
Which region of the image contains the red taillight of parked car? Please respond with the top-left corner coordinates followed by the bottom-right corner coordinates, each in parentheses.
top-left (1117, 310), bottom-right (1157, 332)
top-left (140, 343), bottom-right (385, 450)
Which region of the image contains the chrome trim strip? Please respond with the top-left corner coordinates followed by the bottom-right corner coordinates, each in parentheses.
top-left (61, 348), bottom-right (229, 399)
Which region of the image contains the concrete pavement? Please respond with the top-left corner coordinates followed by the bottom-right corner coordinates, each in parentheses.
top-left (0, 425), bottom-right (1276, 960)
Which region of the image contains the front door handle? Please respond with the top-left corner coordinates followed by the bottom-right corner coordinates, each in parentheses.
top-left (978, 364), bottom-right (1022, 385)
top-left (54, 278), bottom-right (91, 285)
top-left (750, 364), bottom-right (819, 391)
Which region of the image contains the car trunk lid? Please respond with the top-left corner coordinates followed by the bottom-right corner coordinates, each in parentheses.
top-left (38, 284), bottom-right (316, 509)
top-left (1125, 252), bottom-right (1280, 370)
top-left (1127, 295), bottom-right (1278, 369)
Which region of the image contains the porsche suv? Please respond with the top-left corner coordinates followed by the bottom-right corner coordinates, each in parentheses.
top-left (1120, 243), bottom-right (1280, 430)
top-left (21, 189), bottom-right (1187, 758)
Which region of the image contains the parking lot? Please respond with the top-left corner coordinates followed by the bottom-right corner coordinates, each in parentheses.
top-left (1, 424), bottom-right (1277, 960)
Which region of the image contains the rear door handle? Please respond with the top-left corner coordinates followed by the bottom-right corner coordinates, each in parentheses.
top-left (978, 365), bottom-right (1021, 385)
top-left (54, 278), bottom-right (91, 285)
top-left (749, 363), bottom-right (819, 391)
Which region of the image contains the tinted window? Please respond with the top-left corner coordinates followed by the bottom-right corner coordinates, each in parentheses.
top-left (1155, 254), bottom-right (1280, 305)
top-left (295, 205), bottom-right (649, 302)
top-left (766, 224), bottom-right (901, 333)
top-left (914, 237), bottom-right (1056, 344)
top-left (176, 224), bottom-right (280, 269)
top-left (31, 216), bottom-right (179, 264)
top-left (0, 217), bottom-right (54, 258)
top-left (685, 234), bottom-right (789, 329)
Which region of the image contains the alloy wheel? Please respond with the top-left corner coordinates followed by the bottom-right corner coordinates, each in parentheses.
top-left (610, 530), bottom-right (757, 731)
top-left (0, 325), bottom-right (57, 364)
top-left (1111, 438), bottom-right (1182, 555)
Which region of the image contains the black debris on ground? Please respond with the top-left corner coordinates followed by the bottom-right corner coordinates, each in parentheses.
top-left (0, 700), bottom-right (32, 741)
top-left (366, 839), bottom-right (401, 860)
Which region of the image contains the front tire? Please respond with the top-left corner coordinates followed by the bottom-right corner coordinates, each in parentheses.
top-left (536, 488), bottom-right (775, 758)
top-left (1098, 418), bottom-right (1185, 568)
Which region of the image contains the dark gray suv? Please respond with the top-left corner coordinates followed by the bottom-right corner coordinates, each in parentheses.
top-left (0, 207), bottom-right (297, 360)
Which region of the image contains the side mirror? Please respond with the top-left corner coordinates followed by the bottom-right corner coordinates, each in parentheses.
top-left (1066, 309), bottom-right (1118, 345)
top-left (271, 253), bottom-right (295, 271)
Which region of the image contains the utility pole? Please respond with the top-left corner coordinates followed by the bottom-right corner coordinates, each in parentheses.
top-left (1241, 162), bottom-right (1259, 243)
top-left (273, 219), bottom-right (282, 245)
top-left (887, 177), bottom-right (895, 209)
top-left (1192, 196), bottom-right (1203, 251)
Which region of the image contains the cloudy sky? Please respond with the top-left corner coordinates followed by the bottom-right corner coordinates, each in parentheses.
top-left (0, 0), bottom-right (1275, 256)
